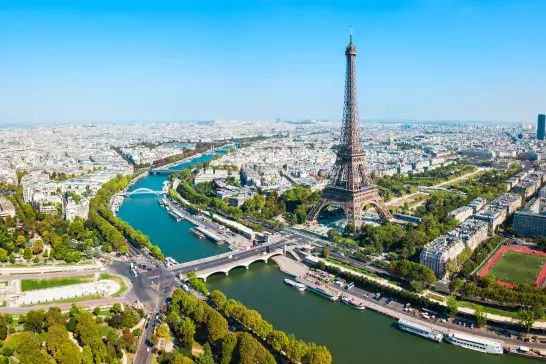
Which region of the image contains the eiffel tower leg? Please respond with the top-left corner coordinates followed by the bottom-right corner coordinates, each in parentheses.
top-left (370, 199), bottom-right (393, 221)
top-left (345, 203), bottom-right (363, 231)
top-left (307, 198), bottom-right (329, 225)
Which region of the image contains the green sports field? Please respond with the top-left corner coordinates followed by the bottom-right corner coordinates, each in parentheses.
top-left (487, 251), bottom-right (546, 286)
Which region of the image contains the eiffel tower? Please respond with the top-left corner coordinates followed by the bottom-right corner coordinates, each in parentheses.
top-left (308, 29), bottom-right (393, 229)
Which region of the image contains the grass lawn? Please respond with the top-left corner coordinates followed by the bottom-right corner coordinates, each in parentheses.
top-left (426, 293), bottom-right (445, 302)
top-left (100, 273), bottom-right (128, 297)
top-left (487, 251), bottom-right (546, 286)
top-left (21, 275), bottom-right (95, 291)
top-left (459, 301), bottom-right (520, 319)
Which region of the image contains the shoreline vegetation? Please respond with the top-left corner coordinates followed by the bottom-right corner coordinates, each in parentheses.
top-left (167, 288), bottom-right (332, 364)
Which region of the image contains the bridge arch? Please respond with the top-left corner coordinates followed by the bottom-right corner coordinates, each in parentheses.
top-left (196, 251), bottom-right (283, 281)
top-left (126, 188), bottom-right (162, 196)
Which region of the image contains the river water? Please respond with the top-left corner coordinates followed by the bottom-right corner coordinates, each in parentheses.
top-left (118, 154), bottom-right (526, 364)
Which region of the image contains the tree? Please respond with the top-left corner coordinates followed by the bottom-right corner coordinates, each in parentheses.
top-left (153, 323), bottom-right (170, 344)
top-left (75, 311), bottom-right (107, 364)
top-left (0, 314), bottom-right (7, 340)
top-left (14, 332), bottom-right (48, 364)
top-left (241, 309), bottom-right (261, 330)
top-left (254, 319), bottom-right (273, 339)
top-left (285, 335), bottom-right (309, 363)
top-left (82, 345), bottom-right (93, 364)
top-left (446, 295), bottom-right (458, 318)
top-left (46, 307), bottom-right (66, 327)
top-left (316, 260), bottom-right (326, 271)
top-left (111, 303), bottom-right (122, 314)
top-left (56, 341), bottom-right (82, 364)
top-left (179, 317), bottom-right (196, 350)
top-left (474, 305), bottom-right (487, 327)
top-left (0, 248), bottom-right (8, 262)
top-left (320, 248), bottom-right (330, 259)
top-left (195, 343), bottom-right (215, 364)
top-left (305, 345), bottom-right (332, 364)
top-left (23, 247), bottom-right (32, 260)
top-left (449, 278), bottom-right (464, 293)
top-left (209, 290), bottom-right (227, 309)
top-left (122, 308), bottom-right (138, 328)
top-left (220, 333), bottom-right (237, 364)
top-left (69, 303), bottom-right (81, 319)
top-left (16, 235), bottom-right (27, 248)
top-left (344, 223), bottom-right (355, 235)
top-left (517, 309), bottom-right (536, 333)
top-left (93, 306), bottom-right (101, 316)
top-left (409, 280), bottom-right (424, 293)
top-left (121, 333), bottom-right (138, 353)
top-left (327, 229), bottom-right (341, 242)
top-left (24, 309), bottom-right (45, 332)
top-left (192, 300), bottom-right (209, 324)
top-left (206, 310), bottom-right (228, 342)
top-left (266, 330), bottom-right (289, 352)
top-left (109, 314), bottom-right (123, 329)
top-left (32, 239), bottom-right (44, 254)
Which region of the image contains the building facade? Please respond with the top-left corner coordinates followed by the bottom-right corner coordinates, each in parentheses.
top-left (538, 114), bottom-right (545, 141)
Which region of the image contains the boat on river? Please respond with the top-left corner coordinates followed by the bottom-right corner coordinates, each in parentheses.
top-left (284, 278), bottom-right (306, 291)
top-left (341, 296), bottom-right (365, 310)
top-left (445, 333), bottom-right (503, 354)
top-left (397, 318), bottom-right (442, 343)
top-left (190, 227), bottom-right (206, 239)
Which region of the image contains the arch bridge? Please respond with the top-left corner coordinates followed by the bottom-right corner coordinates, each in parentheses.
top-left (122, 188), bottom-right (163, 196)
top-left (187, 249), bottom-right (284, 282)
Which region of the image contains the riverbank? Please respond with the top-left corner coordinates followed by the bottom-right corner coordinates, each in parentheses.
top-left (271, 253), bottom-right (546, 356)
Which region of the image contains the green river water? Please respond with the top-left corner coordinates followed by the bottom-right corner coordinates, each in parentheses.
top-left (118, 155), bottom-right (527, 364)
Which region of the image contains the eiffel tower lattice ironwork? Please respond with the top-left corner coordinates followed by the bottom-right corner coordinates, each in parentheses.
top-left (308, 30), bottom-right (393, 228)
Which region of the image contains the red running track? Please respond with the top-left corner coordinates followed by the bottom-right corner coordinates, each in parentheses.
top-left (477, 245), bottom-right (546, 288)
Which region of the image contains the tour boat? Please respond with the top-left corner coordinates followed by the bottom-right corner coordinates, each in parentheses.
top-left (284, 278), bottom-right (306, 292)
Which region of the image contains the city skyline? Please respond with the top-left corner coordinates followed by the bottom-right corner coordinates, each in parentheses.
top-left (1, 0), bottom-right (545, 124)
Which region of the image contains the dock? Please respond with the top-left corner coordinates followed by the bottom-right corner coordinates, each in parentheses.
top-left (195, 226), bottom-right (225, 244)
top-left (295, 275), bottom-right (341, 301)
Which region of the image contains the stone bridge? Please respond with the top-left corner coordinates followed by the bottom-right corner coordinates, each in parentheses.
top-left (181, 249), bottom-right (285, 281)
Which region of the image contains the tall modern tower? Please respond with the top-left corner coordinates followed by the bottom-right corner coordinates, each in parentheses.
top-left (308, 31), bottom-right (392, 229)
top-left (538, 114), bottom-right (546, 141)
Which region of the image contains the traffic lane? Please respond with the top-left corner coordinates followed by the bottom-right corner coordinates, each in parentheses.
top-left (135, 314), bottom-right (156, 364)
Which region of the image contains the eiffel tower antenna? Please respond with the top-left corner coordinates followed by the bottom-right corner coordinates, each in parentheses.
top-left (308, 29), bottom-right (392, 229)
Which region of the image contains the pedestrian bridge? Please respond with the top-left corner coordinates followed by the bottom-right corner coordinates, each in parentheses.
top-left (122, 188), bottom-right (163, 196)
top-left (184, 249), bottom-right (284, 281)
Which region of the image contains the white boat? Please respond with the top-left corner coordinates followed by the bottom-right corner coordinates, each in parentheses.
top-left (398, 318), bottom-right (443, 343)
top-left (445, 333), bottom-right (503, 354)
top-left (284, 278), bottom-right (306, 292)
top-left (341, 296), bottom-right (365, 310)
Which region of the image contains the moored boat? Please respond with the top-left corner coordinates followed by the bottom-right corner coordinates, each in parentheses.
top-left (341, 296), bottom-right (365, 310)
top-left (397, 318), bottom-right (443, 343)
top-left (190, 227), bottom-right (206, 239)
top-left (445, 333), bottom-right (503, 354)
top-left (284, 278), bottom-right (306, 292)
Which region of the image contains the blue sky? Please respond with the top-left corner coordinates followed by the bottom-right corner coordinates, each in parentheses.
top-left (0, 0), bottom-right (545, 124)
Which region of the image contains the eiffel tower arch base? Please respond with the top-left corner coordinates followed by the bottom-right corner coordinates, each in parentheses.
top-left (307, 187), bottom-right (393, 230)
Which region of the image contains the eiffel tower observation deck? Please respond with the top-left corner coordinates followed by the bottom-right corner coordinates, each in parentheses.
top-left (308, 29), bottom-right (393, 229)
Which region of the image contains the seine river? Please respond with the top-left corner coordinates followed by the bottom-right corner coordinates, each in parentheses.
top-left (118, 154), bottom-right (526, 364)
